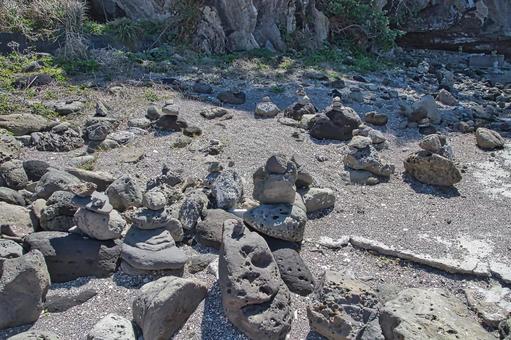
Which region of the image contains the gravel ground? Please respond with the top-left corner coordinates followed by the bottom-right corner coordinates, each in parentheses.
top-left (2, 51), bottom-right (509, 339)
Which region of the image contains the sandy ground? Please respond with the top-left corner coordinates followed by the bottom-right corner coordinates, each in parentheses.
top-left (1, 60), bottom-right (509, 339)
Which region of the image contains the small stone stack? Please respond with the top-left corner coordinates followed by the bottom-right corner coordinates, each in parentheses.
top-left (154, 101), bottom-right (188, 132)
top-left (344, 136), bottom-right (395, 180)
top-left (84, 117), bottom-right (120, 152)
top-left (309, 97), bottom-right (361, 140)
top-left (73, 191), bottom-right (126, 241)
top-left (404, 134), bottom-right (462, 187)
top-left (284, 86), bottom-right (317, 121)
top-left (120, 190), bottom-right (187, 276)
top-left (244, 154), bottom-right (307, 242)
top-left (255, 96), bottom-right (280, 118)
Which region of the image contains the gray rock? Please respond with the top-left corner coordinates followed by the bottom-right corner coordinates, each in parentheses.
top-left (131, 208), bottom-right (183, 241)
top-left (8, 330), bottom-right (61, 340)
top-left (128, 118), bottom-right (151, 129)
top-left (255, 97), bottom-right (280, 118)
top-left (23, 160), bottom-right (51, 182)
top-left (464, 285), bottom-right (511, 327)
top-left (253, 165), bottom-right (297, 205)
top-left (0, 134), bottom-right (21, 163)
top-left (34, 170), bottom-right (81, 199)
top-left (65, 168), bottom-right (115, 192)
top-left (0, 187), bottom-right (26, 205)
top-left (380, 288), bottom-right (494, 340)
top-left (44, 288), bottom-right (97, 313)
top-left (87, 313), bottom-right (136, 340)
top-left (95, 101), bottom-right (109, 117)
top-left (500, 318), bottom-right (511, 340)
top-left (219, 219), bottom-right (292, 339)
top-left (411, 95), bottom-right (441, 124)
top-left (0, 113), bottom-right (54, 136)
top-left (108, 131), bottom-right (136, 145)
top-left (0, 239), bottom-right (23, 259)
top-left (364, 111), bottom-right (388, 125)
top-left (476, 127), bottom-right (505, 150)
top-left (212, 169), bottom-right (244, 209)
top-left (40, 191), bottom-right (77, 232)
top-left (188, 253), bottom-right (217, 274)
top-left (133, 276), bottom-right (207, 340)
top-left (299, 187), bottom-right (335, 213)
top-left (193, 81), bottom-right (213, 94)
top-left (75, 208), bottom-right (126, 240)
top-left (0, 202), bottom-right (35, 233)
top-left (309, 98), bottom-right (361, 141)
top-left (146, 105), bottom-right (161, 121)
top-left (106, 176), bottom-right (143, 211)
top-left (121, 227), bottom-right (187, 272)
top-left (0, 160), bottom-right (29, 190)
top-left (54, 100), bottom-right (84, 115)
top-left (436, 89), bottom-right (459, 106)
top-left (284, 102), bottom-right (317, 121)
top-left (196, 209), bottom-right (241, 249)
top-left (404, 151), bottom-right (462, 187)
top-left (142, 190), bottom-right (167, 210)
top-left (244, 203), bottom-right (307, 242)
top-left (217, 90), bottom-right (246, 105)
top-left (273, 248), bottom-right (314, 296)
top-left (0, 250), bottom-right (50, 329)
top-left (25, 231), bottom-right (121, 282)
top-left (31, 124), bottom-right (84, 152)
top-left (146, 165), bottom-right (183, 189)
top-left (178, 190), bottom-right (208, 230)
top-left (344, 145), bottom-right (395, 177)
top-left (307, 271), bottom-right (383, 340)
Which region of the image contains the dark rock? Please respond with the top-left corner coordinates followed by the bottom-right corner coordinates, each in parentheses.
top-left (272, 248), bottom-right (314, 296)
top-left (196, 209), bottom-right (241, 249)
top-left (44, 288), bottom-right (97, 313)
top-left (217, 91), bottom-right (246, 105)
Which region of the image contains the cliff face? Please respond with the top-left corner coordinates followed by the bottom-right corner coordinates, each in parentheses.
top-left (88, 0), bottom-right (511, 55)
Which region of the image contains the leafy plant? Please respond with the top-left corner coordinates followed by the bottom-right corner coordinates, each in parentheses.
top-left (31, 102), bottom-right (57, 118)
top-left (144, 89), bottom-right (159, 102)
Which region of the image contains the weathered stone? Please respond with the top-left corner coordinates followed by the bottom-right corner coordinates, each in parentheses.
top-left (212, 169), bottom-right (244, 209)
top-left (178, 190), bottom-right (208, 230)
top-left (0, 187), bottom-right (25, 205)
top-left (344, 145), bottom-right (395, 177)
top-left (142, 190), bottom-right (167, 211)
top-left (217, 90), bottom-right (246, 105)
top-left (273, 247), bottom-right (314, 296)
top-left (0, 239), bottom-right (23, 259)
top-left (380, 288), bottom-right (494, 340)
top-left (404, 151), bottom-right (462, 187)
top-left (75, 208), bottom-right (126, 240)
top-left (0, 201), bottom-right (35, 232)
top-left (87, 313), bottom-right (136, 340)
top-left (411, 95), bottom-right (441, 124)
top-left (464, 285), bottom-right (511, 327)
top-left (45, 288), bottom-right (97, 313)
top-left (299, 187), bottom-right (335, 213)
top-left (0, 114), bottom-right (54, 136)
top-left (196, 209), bottom-right (241, 249)
top-left (364, 111), bottom-right (388, 125)
top-left (40, 191), bottom-right (77, 232)
top-left (253, 166), bottom-right (297, 205)
top-left (34, 170), bottom-right (81, 200)
top-left (66, 168), bottom-right (115, 192)
top-left (8, 330), bottom-right (61, 340)
top-left (307, 271), bottom-right (383, 339)
top-left (133, 276), bottom-right (207, 340)
top-left (476, 127), bottom-right (505, 150)
top-left (0, 160), bottom-right (29, 190)
top-left (309, 100), bottom-right (362, 141)
top-left (106, 176), bottom-right (143, 211)
top-left (0, 250), bottom-right (50, 329)
top-left (219, 219), bottom-right (292, 339)
top-left (255, 97), bottom-right (280, 118)
top-left (436, 89), bottom-right (459, 106)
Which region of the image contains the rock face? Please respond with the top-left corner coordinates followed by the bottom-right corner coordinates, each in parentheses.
top-left (219, 219), bottom-right (292, 339)
top-left (0, 250), bottom-right (50, 329)
top-left (380, 288), bottom-right (494, 340)
top-left (132, 276), bottom-right (208, 340)
top-left (476, 127), bottom-right (505, 150)
top-left (87, 313), bottom-right (136, 340)
top-left (307, 271), bottom-right (383, 340)
top-left (309, 97), bottom-right (361, 141)
top-left (25, 231), bottom-right (121, 282)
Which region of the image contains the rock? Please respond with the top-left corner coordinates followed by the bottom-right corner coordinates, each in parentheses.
top-left (0, 201), bottom-right (35, 232)
top-left (272, 247), bottom-right (314, 296)
top-left (75, 208), bottom-right (126, 240)
top-left (193, 81), bottom-right (213, 94)
top-left (178, 190), bottom-right (208, 230)
top-left (133, 276), bottom-right (207, 340)
top-left (464, 285), bottom-right (511, 327)
top-left (0, 134), bottom-right (21, 163)
top-left (0, 113), bottom-right (54, 136)
top-left (31, 124), bottom-right (84, 152)
top-left (307, 271), bottom-right (383, 340)
top-left (68, 182), bottom-right (97, 198)
top-left (155, 115), bottom-right (188, 131)
top-left (0, 250), bottom-right (50, 329)
top-left (65, 169), bottom-right (115, 193)
top-left (284, 102), bottom-right (317, 121)
top-left (40, 191), bottom-right (78, 232)
top-left (183, 125), bottom-right (202, 137)
top-left (364, 111), bottom-right (388, 125)
top-left (244, 203), bottom-right (307, 242)
top-left (146, 105), bottom-right (161, 121)
top-left (95, 101), bottom-right (109, 117)
top-left (142, 190), bottom-right (167, 211)
top-left (121, 227), bottom-right (187, 272)
top-left (501, 318), bottom-right (511, 340)
top-left (87, 313), bottom-right (136, 340)
top-left (476, 128), bottom-right (505, 150)
top-left (128, 117), bottom-right (151, 129)
top-left (200, 107), bottom-right (230, 120)
top-left (34, 169), bottom-right (81, 199)
top-left (0, 187), bottom-right (26, 205)
top-left (380, 288), bottom-right (494, 340)
top-left (404, 151), bottom-right (462, 187)
top-left (255, 96), bottom-right (280, 118)
top-left (106, 176), bottom-right (143, 211)
top-left (309, 98), bottom-right (361, 141)
top-left (146, 165), bottom-right (183, 189)
top-left (44, 288), bottom-right (97, 313)
top-left (219, 219), bottom-right (292, 339)
top-left (0, 160), bottom-right (29, 190)
top-left (196, 209), bottom-right (241, 249)
top-left (54, 100), bottom-right (84, 115)
top-left (299, 187), bottom-right (335, 213)
top-left (108, 130), bottom-right (137, 145)
top-left (130, 208), bottom-right (183, 241)
top-left (344, 144), bottom-right (395, 177)
top-left (411, 95), bottom-right (441, 124)
top-left (86, 121), bottom-right (114, 141)
top-left (253, 159), bottom-right (297, 204)
top-left (23, 160), bottom-right (51, 182)
top-left (188, 253), bottom-right (217, 274)
top-left (0, 239), bottom-right (23, 259)
top-left (217, 90), bottom-right (246, 105)
top-left (212, 169), bottom-right (244, 209)
top-left (8, 330), bottom-right (61, 340)
top-left (436, 89), bottom-right (459, 106)
top-left (25, 231), bottom-right (121, 282)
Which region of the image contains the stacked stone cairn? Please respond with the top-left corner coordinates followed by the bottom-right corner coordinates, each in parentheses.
top-left (153, 100), bottom-right (188, 132)
top-left (309, 97), bottom-right (361, 140)
top-left (284, 86), bottom-right (317, 121)
top-left (120, 189), bottom-right (187, 275)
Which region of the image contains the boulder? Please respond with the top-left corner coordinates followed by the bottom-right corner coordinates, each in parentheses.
top-left (344, 144), bottom-right (395, 177)
top-left (404, 151), bottom-right (462, 187)
top-left (299, 187), bottom-right (335, 213)
top-left (307, 271), bottom-right (383, 339)
top-left (142, 190), bottom-right (167, 211)
top-left (0, 201), bottom-right (35, 232)
top-left (255, 97), bottom-right (280, 118)
top-left (272, 247), bottom-right (314, 296)
top-left (0, 113), bottom-right (54, 136)
top-left (34, 169), bottom-right (81, 199)
top-left (106, 175), bottom-right (143, 211)
top-left (44, 288), bottom-right (97, 313)
top-left (74, 208), bottom-right (126, 240)
top-left (178, 190), bottom-right (208, 230)
top-left (380, 288), bottom-right (494, 340)
top-left (0, 187), bottom-right (26, 205)
top-left (309, 97), bottom-right (361, 141)
top-left (501, 318), bottom-right (511, 340)
top-left (244, 203), bottom-right (307, 242)
top-left (219, 219), bottom-right (292, 339)
top-left (132, 276), bottom-right (207, 339)
top-left (87, 313), bottom-right (136, 340)
top-left (196, 209), bottom-right (241, 249)
top-left (476, 128), bottom-right (505, 150)
top-left (25, 231), bottom-right (121, 282)
top-left (253, 157), bottom-right (297, 204)
top-left (0, 160), bottom-right (29, 190)
top-left (0, 250), bottom-right (50, 329)
top-left (212, 169), bottom-right (244, 209)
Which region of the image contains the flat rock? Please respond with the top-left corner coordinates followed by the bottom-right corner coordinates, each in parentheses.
top-left (44, 288), bottom-right (97, 313)
top-left (196, 209), bottom-right (241, 249)
top-left (0, 113), bottom-right (54, 136)
top-left (244, 204), bottom-right (307, 242)
top-left (65, 168), bottom-right (115, 192)
top-left (272, 248), bottom-right (314, 296)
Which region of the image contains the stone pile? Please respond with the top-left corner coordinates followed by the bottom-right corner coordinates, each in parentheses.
top-left (154, 101), bottom-right (189, 132)
top-left (344, 135), bottom-right (395, 181)
top-left (30, 122), bottom-right (84, 152)
top-left (284, 86), bottom-right (317, 121)
top-left (404, 134), bottom-right (462, 187)
top-left (309, 97), bottom-right (361, 140)
top-left (255, 96), bottom-right (280, 118)
top-left (84, 116), bottom-right (121, 152)
top-left (120, 190), bottom-right (187, 275)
